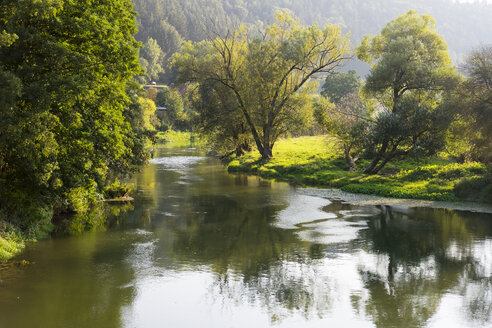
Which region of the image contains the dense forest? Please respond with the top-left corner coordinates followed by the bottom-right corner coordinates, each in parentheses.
top-left (0, 0), bottom-right (159, 259)
top-left (133, 0), bottom-right (492, 81)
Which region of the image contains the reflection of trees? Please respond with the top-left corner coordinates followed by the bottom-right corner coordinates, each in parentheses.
top-left (166, 192), bottom-right (335, 321)
top-left (355, 206), bottom-right (492, 327)
top-left (55, 202), bottom-right (135, 235)
top-left (0, 228), bottom-right (146, 328)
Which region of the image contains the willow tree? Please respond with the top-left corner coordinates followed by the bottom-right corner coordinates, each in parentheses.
top-left (460, 46), bottom-right (492, 162)
top-left (357, 11), bottom-right (459, 174)
top-left (172, 10), bottom-right (350, 159)
top-left (189, 81), bottom-right (252, 157)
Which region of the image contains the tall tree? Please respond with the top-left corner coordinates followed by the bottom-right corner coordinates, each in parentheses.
top-left (172, 10), bottom-right (350, 159)
top-left (321, 70), bottom-right (362, 104)
top-left (459, 46), bottom-right (492, 162)
top-left (155, 87), bottom-right (186, 130)
top-left (138, 38), bottom-right (165, 83)
top-left (357, 11), bottom-right (459, 174)
top-left (190, 81), bottom-right (252, 157)
top-left (315, 93), bottom-right (371, 171)
top-left (0, 0), bottom-right (150, 234)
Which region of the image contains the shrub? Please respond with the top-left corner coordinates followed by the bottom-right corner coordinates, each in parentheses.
top-left (454, 176), bottom-right (492, 203)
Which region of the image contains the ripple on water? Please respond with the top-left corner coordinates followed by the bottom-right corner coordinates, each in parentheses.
top-left (274, 194), bottom-right (335, 229)
top-left (149, 156), bottom-right (206, 170)
top-left (275, 193), bottom-right (380, 246)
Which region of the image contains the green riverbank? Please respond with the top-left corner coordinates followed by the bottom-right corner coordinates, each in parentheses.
top-left (228, 135), bottom-right (492, 204)
top-left (0, 227), bottom-right (24, 262)
top-left (156, 130), bottom-right (206, 148)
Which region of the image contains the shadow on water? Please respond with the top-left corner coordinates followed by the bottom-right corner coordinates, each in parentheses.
top-left (0, 147), bottom-right (491, 327)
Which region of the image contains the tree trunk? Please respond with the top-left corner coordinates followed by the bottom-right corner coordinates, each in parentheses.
top-left (235, 146), bottom-right (244, 157)
top-left (261, 143), bottom-right (273, 160)
top-left (371, 156), bottom-right (392, 174)
top-left (242, 142), bottom-right (251, 152)
top-left (344, 145), bottom-right (357, 171)
top-left (363, 155), bottom-right (381, 174)
top-left (363, 140), bottom-right (388, 174)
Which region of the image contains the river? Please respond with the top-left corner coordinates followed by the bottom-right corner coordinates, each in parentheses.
top-left (0, 147), bottom-right (491, 328)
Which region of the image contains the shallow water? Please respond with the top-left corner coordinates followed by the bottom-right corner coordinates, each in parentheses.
top-left (1, 147), bottom-right (491, 328)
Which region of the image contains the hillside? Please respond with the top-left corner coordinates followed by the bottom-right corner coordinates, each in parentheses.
top-left (133, 0), bottom-right (492, 81)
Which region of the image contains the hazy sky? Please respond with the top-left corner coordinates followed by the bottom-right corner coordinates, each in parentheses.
top-left (454, 0), bottom-right (492, 3)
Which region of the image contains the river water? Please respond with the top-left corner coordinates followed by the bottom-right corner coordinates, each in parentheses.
top-left (1, 147), bottom-right (491, 328)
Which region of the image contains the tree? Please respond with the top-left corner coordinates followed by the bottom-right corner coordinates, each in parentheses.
top-left (458, 46), bottom-right (492, 162)
top-left (172, 10), bottom-right (350, 159)
top-left (156, 87), bottom-right (186, 130)
top-left (189, 81), bottom-right (252, 157)
top-left (315, 93), bottom-right (371, 171)
top-left (321, 70), bottom-right (362, 103)
top-left (0, 0), bottom-right (150, 235)
top-left (357, 11), bottom-right (459, 174)
top-left (138, 38), bottom-right (165, 83)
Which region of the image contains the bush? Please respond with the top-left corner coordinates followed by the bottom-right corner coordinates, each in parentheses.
top-left (454, 176), bottom-right (492, 203)
top-left (0, 223), bottom-right (25, 262)
top-left (103, 179), bottom-right (132, 199)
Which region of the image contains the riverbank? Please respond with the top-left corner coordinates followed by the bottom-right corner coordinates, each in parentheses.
top-left (0, 227), bottom-right (24, 262)
top-left (156, 130), bottom-right (206, 148)
top-left (228, 135), bottom-right (491, 204)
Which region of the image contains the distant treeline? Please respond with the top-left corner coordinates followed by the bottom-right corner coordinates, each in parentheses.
top-left (133, 0), bottom-right (492, 81)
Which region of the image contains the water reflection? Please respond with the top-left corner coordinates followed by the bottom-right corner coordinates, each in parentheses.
top-left (0, 147), bottom-right (491, 327)
top-left (355, 207), bottom-right (492, 327)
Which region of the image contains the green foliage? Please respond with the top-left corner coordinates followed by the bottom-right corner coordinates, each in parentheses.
top-left (0, 223), bottom-right (24, 262)
top-left (132, 0), bottom-right (492, 82)
top-left (155, 87), bottom-right (189, 130)
top-left (103, 179), bottom-right (132, 199)
top-left (188, 80), bottom-right (252, 156)
top-left (137, 97), bottom-right (159, 131)
top-left (357, 11), bottom-right (459, 174)
top-left (138, 38), bottom-right (165, 83)
top-left (228, 135), bottom-right (490, 203)
top-left (314, 93), bottom-right (370, 170)
top-left (0, 0), bottom-right (154, 250)
top-left (449, 46), bottom-right (492, 162)
top-left (173, 11), bottom-right (350, 159)
top-left (321, 70), bottom-right (362, 104)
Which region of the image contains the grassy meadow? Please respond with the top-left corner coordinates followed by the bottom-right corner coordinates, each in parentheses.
top-left (228, 136), bottom-right (491, 203)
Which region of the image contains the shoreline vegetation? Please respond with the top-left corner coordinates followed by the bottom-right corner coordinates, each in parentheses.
top-left (0, 130), bottom-right (197, 263)
top-left (227, 135), bottom-right (491, 205)
top-left (156, 130), bottom-right (206, 148)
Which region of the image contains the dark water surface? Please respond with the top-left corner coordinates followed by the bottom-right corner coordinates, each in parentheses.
top-left (1, 147), bottom-right (491, 328)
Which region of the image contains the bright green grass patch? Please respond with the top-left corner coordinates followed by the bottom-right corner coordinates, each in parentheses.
top-left (0, 227), bottom-right (25, 262)
top-left (156, 130), bottom-right (206, 148)
top-left (227, 135), bottom-right (491, 203)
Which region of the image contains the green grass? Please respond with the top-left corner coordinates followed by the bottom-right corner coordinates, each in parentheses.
top-left (156, 130), bottom-right (206, 148)
top-left (227, 135), bottom-right (491, 203)
top-left (0, 226), bottom-right (25, 262)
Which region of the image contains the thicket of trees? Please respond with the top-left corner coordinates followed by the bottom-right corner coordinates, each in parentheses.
top-left (132, 0), bottom-right (492, 82)
top-left (356, 11), bottom-right (459, 174)
top-left (172, 11), bottom-right (350, 159)
top-left (0, 0), bottom-right (157, 237)
top-left (172, 8), bottom-right (491, 172)
top-left (131, 0), bottom-right (491, 171)
top-left (451, 47), bottom-right (492, 163)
